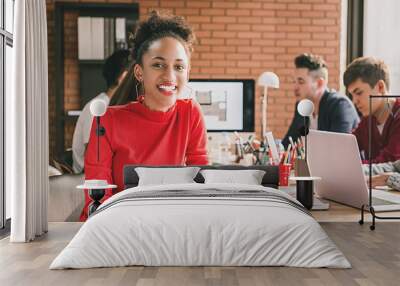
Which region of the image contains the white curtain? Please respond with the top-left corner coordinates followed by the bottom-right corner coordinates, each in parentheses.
top-left (7, 0), bottom-right (49, 242)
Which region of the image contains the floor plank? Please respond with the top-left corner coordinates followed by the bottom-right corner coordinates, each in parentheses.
top-left (1, 221), bottom-right (400, 286)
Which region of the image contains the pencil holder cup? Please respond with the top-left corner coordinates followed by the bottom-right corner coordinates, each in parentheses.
top-left (279, 164), bottom-right (291, 186)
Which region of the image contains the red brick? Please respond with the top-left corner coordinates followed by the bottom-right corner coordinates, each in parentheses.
top-left (160, 1), bottom-right (185, 8)
top-left (251, 39), bottom-right (275, 46)
top-left (288, 18), bottom-right (311, 25)
top-left (200, 67), bottom-right (226, 74)
top-left (313, 18), bottom-right (336, 26)
top-left (175, 8), bottom-right (201, 16)
top-left (226, 9), bottom-right (251, 17)
top-left (187, 1), bottom-right (211, 8)
top-left (311, 47), bottom-right (336, 54)
top-left (200, 53), bottom-right (225, 60)
top-left (200, 38), bottom-right (225, 46)
top-left (212, 1), bottom-right (237, 9)
top-left (276, 39), bottom-right (300, 47)
top-left (238, 17), bottom-right (263, 24)
top-left (287, 32), bottom-right (311, 40)
top-left (301, 40), bottom-right (325, 47)
top-left (252, 25), bottom-right (276, 32)
top-left (212, 31), bottom-right (237, 38)
top-left (211, 60), bottom-right (237, 67)
top-left (301, 26), bottom-right (325, 32)
top-left (237, 46), bottom-right (261, 53)
top-left (312, 33), bottom-right (336, 40)
top-left (194, 45), bottom-right (211, 52)
top-left (226, 53), bottom-right (251, 60)
top-left (200, 8), bottom-right (225, 16)
top-left (226, 68), bottom-right (251, 75)
top-left (212, 46), bottom-right (236, 53)
top-left (262, 32), bottom-right (286, 39)
top-left (262, 47), bottom-right (286, 54)
top-left (192, 59), bottom-right (212, 67)
top-left (238, 2), bottom-right (262, 9)
top-left (276, 10), bottom-right (300, 18)
top-left (313, 4), bottom-right (337, 11)
top-left (226, 38), bottom-right (251, 46)
top-left (277, 25), bottom-right (300, 32)
top-left (251, 54), bottom-right (275, 61)
top-left (201, 23), bottom-right (226, 30)
top-left (186, 15), bottom-right (211, 23)
top-left (212, 16), bottom-right (237, 23)
top-left (237, 31), bottom-right (262, 39)
top-left (262, 17), bottom-right (286, 25)
top-left (237, 61), bottom-right (261, 68)
top-left (288, 3), bottom-right (312, 10)
top-left (263, 3), bottom-right (287, 10)
top-left (227, 24), bottom-right (251, 31)
top-left (301, 11), bottom-right (325, 18)
top-left (251, 10), bottom-right (275, 17)
top-left (195, 30), bottom-right (211, 38)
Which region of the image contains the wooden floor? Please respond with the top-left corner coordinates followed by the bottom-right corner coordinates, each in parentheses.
top-left (1, 217), bottom-right (400, 286)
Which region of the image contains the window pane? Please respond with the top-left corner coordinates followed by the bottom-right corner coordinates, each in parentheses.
top-left (5, 0), bottom-right (14, 34)
top-left (0, 0), bottom-right (3, 30)
top-left (5, 44), bottom-right (12, 219)
top-left (0, 38), bottom-right (3, 227)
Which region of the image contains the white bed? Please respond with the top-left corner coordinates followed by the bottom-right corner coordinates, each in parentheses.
top-left (50, 183), bottom-right (350, 269)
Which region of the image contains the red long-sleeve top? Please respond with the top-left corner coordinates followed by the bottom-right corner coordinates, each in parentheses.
top-left (353, 99), bottom-right (400, 163)
top-left (81, 99), bottom-right (208, 221)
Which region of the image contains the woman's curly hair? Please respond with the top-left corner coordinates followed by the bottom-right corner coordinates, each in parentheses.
top-left (131, 10), bottom-right (196, 64)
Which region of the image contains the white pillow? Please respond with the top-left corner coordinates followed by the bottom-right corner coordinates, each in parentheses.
top-left (135, 167), bottom-right (200, 186)
top-left (200, 169), bottom-right (266, 185)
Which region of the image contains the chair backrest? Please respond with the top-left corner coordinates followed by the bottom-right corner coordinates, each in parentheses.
top-left (123, 165), bottom-right (279, 189)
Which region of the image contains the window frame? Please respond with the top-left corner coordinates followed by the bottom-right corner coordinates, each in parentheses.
top-left (0, 0), bottom-right (13, 232)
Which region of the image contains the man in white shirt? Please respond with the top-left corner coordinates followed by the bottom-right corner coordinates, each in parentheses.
top-left (72, 49), bottom-right (130, 173)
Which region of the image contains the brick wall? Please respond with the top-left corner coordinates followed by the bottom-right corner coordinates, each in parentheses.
top-left (46, 0), bottom-right (342, 160)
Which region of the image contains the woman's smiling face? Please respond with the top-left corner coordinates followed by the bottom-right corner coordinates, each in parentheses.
top-left (134, 36), bottom-right (190, 112)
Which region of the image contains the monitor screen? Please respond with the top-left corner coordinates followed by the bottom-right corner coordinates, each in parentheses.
top-left (186, 79), bottom-right (255, 132)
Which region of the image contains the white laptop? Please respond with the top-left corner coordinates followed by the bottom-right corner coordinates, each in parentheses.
top-left (307, 130), bottom-right (400, 211)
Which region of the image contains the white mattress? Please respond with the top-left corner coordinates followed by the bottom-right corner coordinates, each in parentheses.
top-left (50, 183), bottom-right (350, 269)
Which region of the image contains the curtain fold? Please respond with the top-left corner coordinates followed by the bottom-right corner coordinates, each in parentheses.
top-left (8, 0), bottom-right (49, 242)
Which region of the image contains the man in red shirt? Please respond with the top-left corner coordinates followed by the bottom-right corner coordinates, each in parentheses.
top-left (344, 57), bottom-right (400, 163)
top-left (81, 11), bottom-right (208, 221)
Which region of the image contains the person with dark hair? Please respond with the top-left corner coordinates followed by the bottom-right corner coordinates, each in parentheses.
top-left (344, 56), bottom-right (400, 163)
top-left (81, 11), bottom-right (209, 221)
top-left (282, 53), bottom-right (359, 147)
top-left (72, 49), bottom-right (131, 173)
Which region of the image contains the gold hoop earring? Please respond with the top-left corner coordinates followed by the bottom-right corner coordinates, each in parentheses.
top-left (136, 81), bottom-right (145, 95)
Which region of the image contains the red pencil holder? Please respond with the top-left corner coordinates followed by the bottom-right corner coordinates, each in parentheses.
top-left (279, 164), bottom-right (291, 186)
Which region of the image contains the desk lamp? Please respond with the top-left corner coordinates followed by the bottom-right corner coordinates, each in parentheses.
top-left (77, 98), bottom-right (116, 216)
top-left (257, 72), bottom-right (279, 139)
top-left (297, 99), bottom-right (314, 161)
top-left (89, 99), bottom-right (107, 161)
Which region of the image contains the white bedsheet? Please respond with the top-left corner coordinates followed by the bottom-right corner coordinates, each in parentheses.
top-left (50, 183), bottom-right (350, 269)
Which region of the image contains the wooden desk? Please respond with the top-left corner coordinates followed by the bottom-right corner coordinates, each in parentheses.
top-left (279, 185), bottom-right (400, 222)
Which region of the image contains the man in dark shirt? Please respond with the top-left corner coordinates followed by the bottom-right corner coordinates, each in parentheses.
top-left (282, 53), bottom-right (360, 147)
top-left (344, 56), bottom-right (400, 163)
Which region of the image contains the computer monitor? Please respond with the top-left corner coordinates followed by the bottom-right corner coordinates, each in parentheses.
top-left (187, 79), bottom-right (255, 132)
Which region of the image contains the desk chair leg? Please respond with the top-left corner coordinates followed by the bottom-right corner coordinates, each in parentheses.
top-left (359, 204), bottom-right (365, 225)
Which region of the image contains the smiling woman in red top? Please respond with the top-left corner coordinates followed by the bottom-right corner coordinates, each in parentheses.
top-left (81, 11), bottom-right (209, 221)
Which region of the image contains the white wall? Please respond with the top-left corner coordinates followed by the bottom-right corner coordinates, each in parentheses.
top-left (364, 0), bottom-right (400, 94)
